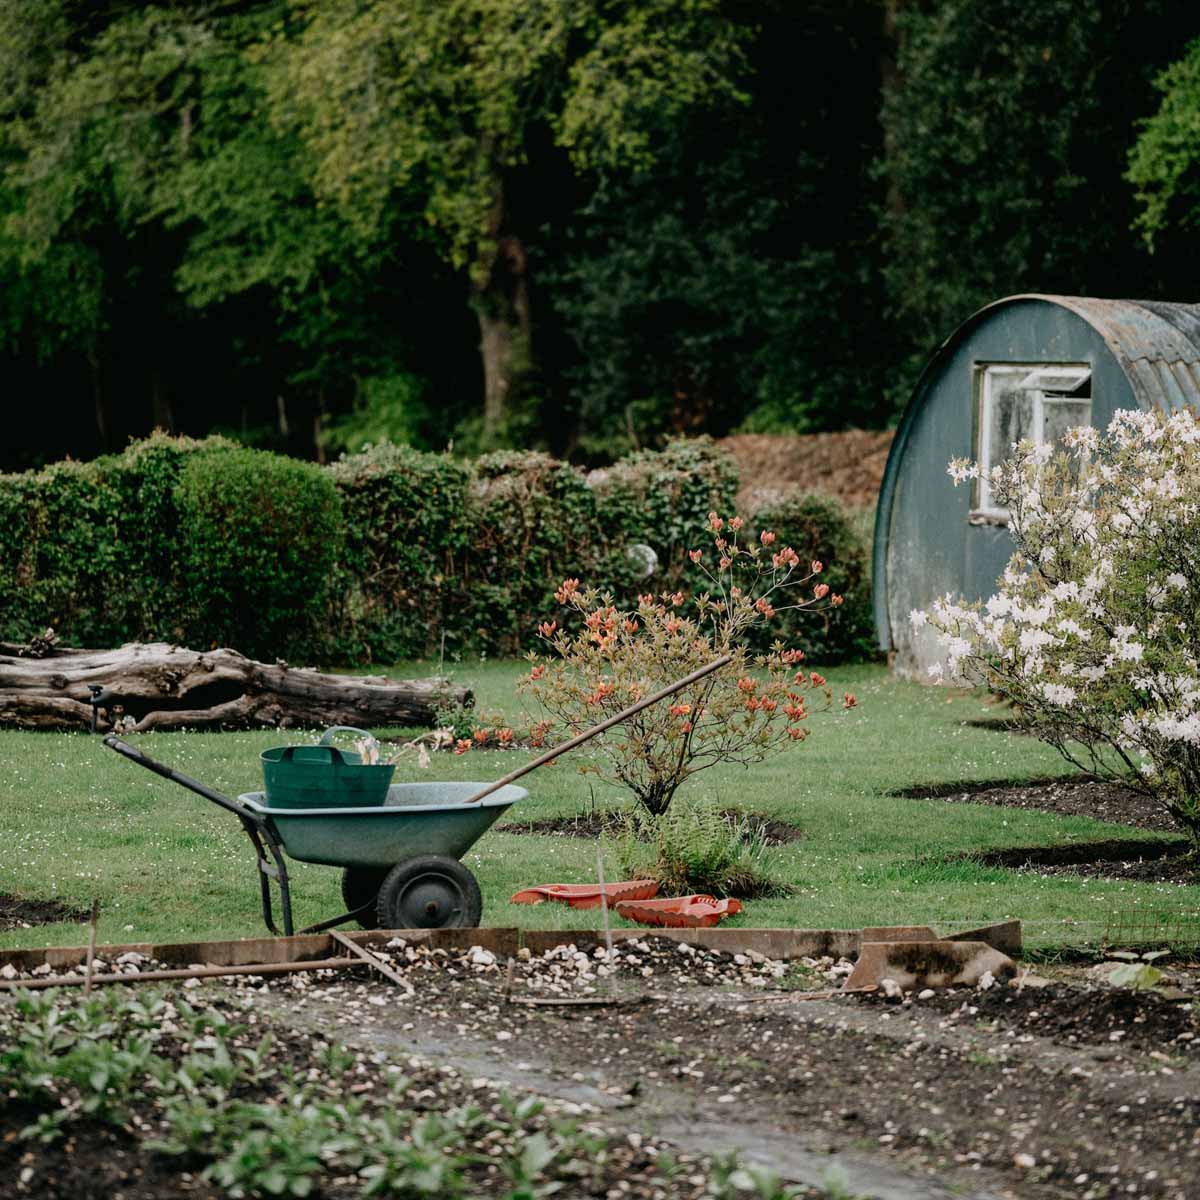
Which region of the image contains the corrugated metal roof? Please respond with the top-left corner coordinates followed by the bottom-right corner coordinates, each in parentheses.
top-left (1028, 295), bottom-right (1200, 411)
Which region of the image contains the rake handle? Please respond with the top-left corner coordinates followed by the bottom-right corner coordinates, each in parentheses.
top-left (460, 654), bottom-right (732, 805)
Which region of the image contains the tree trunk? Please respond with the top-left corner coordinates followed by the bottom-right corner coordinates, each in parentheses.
top-left (879, 0), bottom-right (907, 223)
top-left (472, 181), bottom-right (532, 440)
top-left (0, 641), bottom-right (471, 733)
top-left (88, 348), bottom-right (109, 450)
top-left (150, 368), bottom-right (174, 433)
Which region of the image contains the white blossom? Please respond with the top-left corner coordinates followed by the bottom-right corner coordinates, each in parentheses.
top-left (913, 407), bottom-right (1200, 841)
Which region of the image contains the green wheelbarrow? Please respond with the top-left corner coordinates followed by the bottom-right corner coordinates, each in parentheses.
top-left (101, 655), bottom-right (729, 936)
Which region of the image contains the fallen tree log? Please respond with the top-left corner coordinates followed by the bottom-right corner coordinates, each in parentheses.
top-left (0, 642), bottom-right (471, 732)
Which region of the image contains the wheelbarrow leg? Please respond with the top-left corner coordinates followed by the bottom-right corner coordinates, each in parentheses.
top-left (245, 822), bottom-right (294, 938)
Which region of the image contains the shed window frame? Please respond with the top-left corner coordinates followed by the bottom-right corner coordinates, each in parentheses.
top-left (971, 362), bottom-right (1092, 523)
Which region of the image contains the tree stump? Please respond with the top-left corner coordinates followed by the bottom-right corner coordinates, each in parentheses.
top-left (0, 642), bottom-right (472, 732)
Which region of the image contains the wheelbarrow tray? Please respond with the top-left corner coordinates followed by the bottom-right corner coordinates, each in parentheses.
top-left (239, 782), bottom-right (526, 868)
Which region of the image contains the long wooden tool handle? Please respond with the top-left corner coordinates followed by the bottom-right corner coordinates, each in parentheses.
top-left (460, 654), bottom-right (732, 805)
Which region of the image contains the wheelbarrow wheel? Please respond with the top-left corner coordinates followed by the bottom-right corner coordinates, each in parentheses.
top-left (341, 866), bottom-right (390, 929)
top-left (376, 855), bottom-right (483, 930)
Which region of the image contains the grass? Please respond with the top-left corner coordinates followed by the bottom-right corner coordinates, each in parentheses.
top-left (1, 659), bottom-right (1196, 952)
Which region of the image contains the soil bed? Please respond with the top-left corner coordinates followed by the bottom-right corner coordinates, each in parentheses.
top-left (0, 892), bottom-right (89, 931)
top-left (898, 774), bottom-right (1200, 882)
top-left (495, 807), bottom-right (803, 846)
top-left (897, 774), bottom-right (1182, 835)
top-left (270, 937), bottom-right (1200, 1200)
top-left (6, 937), bottom-right (1200, 1199)
top-left (976, 841), bottom-right (1198, 886)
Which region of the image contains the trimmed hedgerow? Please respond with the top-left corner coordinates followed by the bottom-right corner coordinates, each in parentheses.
top-left (745, 489), bottom-right (876, 664)
top-left (0, 434), bottom-right (876, 666)
top-left (458, 451), bottom-right (598, 655)
top-left (329, 441), bottom-right (471, 662)
top-left (175, 446), bottom-right (342, 661)
top-left (587, 436), bottom-right (739, 601)
top-left (0, 433), bottom-right (228, 648)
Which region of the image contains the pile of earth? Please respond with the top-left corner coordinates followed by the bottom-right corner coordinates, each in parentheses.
top-left (0, 892), bottom-right (89, 931)
top-left (719, 429), bottom-right (893, 512)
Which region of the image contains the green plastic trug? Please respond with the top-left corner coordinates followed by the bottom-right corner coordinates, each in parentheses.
top-left (261, 743), bottom-right (395, 809)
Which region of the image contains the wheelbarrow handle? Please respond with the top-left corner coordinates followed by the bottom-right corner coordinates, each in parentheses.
top-left (102, 734), bottom-right (261, 825)
top-left (458, 654), bottom-right (733, 805)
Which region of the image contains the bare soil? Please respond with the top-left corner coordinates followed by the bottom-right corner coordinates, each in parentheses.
top-left (895, 774), bottom-right (1200, 884)
top-left (0, 892), bottom-right (89, 931)
top-left (897, 773), bottom-right (1184, 835)
top-left (895, 774), bottom-right (1200, 885)
top-left (270, 938), bottom-right (1200, 1200)
top-left (719, 430), bottom-right (893, 512)
top-left (4, 937), bottom-right (1200, 1199)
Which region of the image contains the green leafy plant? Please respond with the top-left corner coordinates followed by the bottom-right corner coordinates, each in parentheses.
top-left (613, 796), bottom-right (791, 899)
top-left (1105, 949), bottom-right (1171, 992)
top-left (746, 490), bottom-right (875, 664)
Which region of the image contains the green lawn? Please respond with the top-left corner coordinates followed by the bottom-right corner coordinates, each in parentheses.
top-left (1, 660), bottom-right (1194, 952)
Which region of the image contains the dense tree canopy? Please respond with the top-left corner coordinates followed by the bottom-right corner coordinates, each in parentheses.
top-left (2, 0), bottom-right (1200, 470)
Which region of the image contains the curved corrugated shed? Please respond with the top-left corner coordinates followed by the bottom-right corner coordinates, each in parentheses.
top-left (873, 294), bottom-right (1200, 667)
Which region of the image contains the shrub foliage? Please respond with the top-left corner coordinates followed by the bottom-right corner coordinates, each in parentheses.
top-left (922, 409), bottom-right (1200, 845)
top-left (0, 435), bottom-right (875, 665)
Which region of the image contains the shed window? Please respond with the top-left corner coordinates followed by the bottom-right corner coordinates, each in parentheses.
top-left (974, 363), bottom-right (1092, 520)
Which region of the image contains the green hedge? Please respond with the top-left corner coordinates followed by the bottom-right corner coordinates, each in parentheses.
top-left (0, 434), bottom-right (876, 665)
top-left (175, 447), bottom-right (342, 660)
top-left (746, 490), bottom-right (877, 664)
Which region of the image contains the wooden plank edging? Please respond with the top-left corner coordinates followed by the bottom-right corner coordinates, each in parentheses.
top-left (0, 921), bottom-right (1020, 974)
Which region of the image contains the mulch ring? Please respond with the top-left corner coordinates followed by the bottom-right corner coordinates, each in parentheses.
top-left (894, 773), bottom-right (1182, 834)
top-left (895, 774), bottom-right (1200, 882)
top-left (0, 892), bottom-right (89, 932)
top-left (495, 806), bottom-right (803, 846)
top-left (975, 839), bottom-right (1198, 885)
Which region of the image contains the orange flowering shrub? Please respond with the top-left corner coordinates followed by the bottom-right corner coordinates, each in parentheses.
top-left (513, 513), bottom-right (856, 815)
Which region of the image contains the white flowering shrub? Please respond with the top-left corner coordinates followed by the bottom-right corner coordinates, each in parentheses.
top-left (916, 408), bottom-right (1200, 844)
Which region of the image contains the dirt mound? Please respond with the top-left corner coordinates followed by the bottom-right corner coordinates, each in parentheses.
top-left (719, 429), bottom-right (893, 512)
top-left (896, 773), bottom-right (1183, 834)
top-left (0, 893), bottom-right (89, 931)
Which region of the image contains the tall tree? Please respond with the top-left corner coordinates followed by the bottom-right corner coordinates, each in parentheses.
top-left (879, 0), bottom-right (1200, 406)
top-left (546, 0), bottom-right (891, 448)
top-left (1127, 39), bottom-right (1200, 252)
top-left (263, 0), bottom-right (751, 441)
top-left (0, 1), bottom-right (468, 461)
